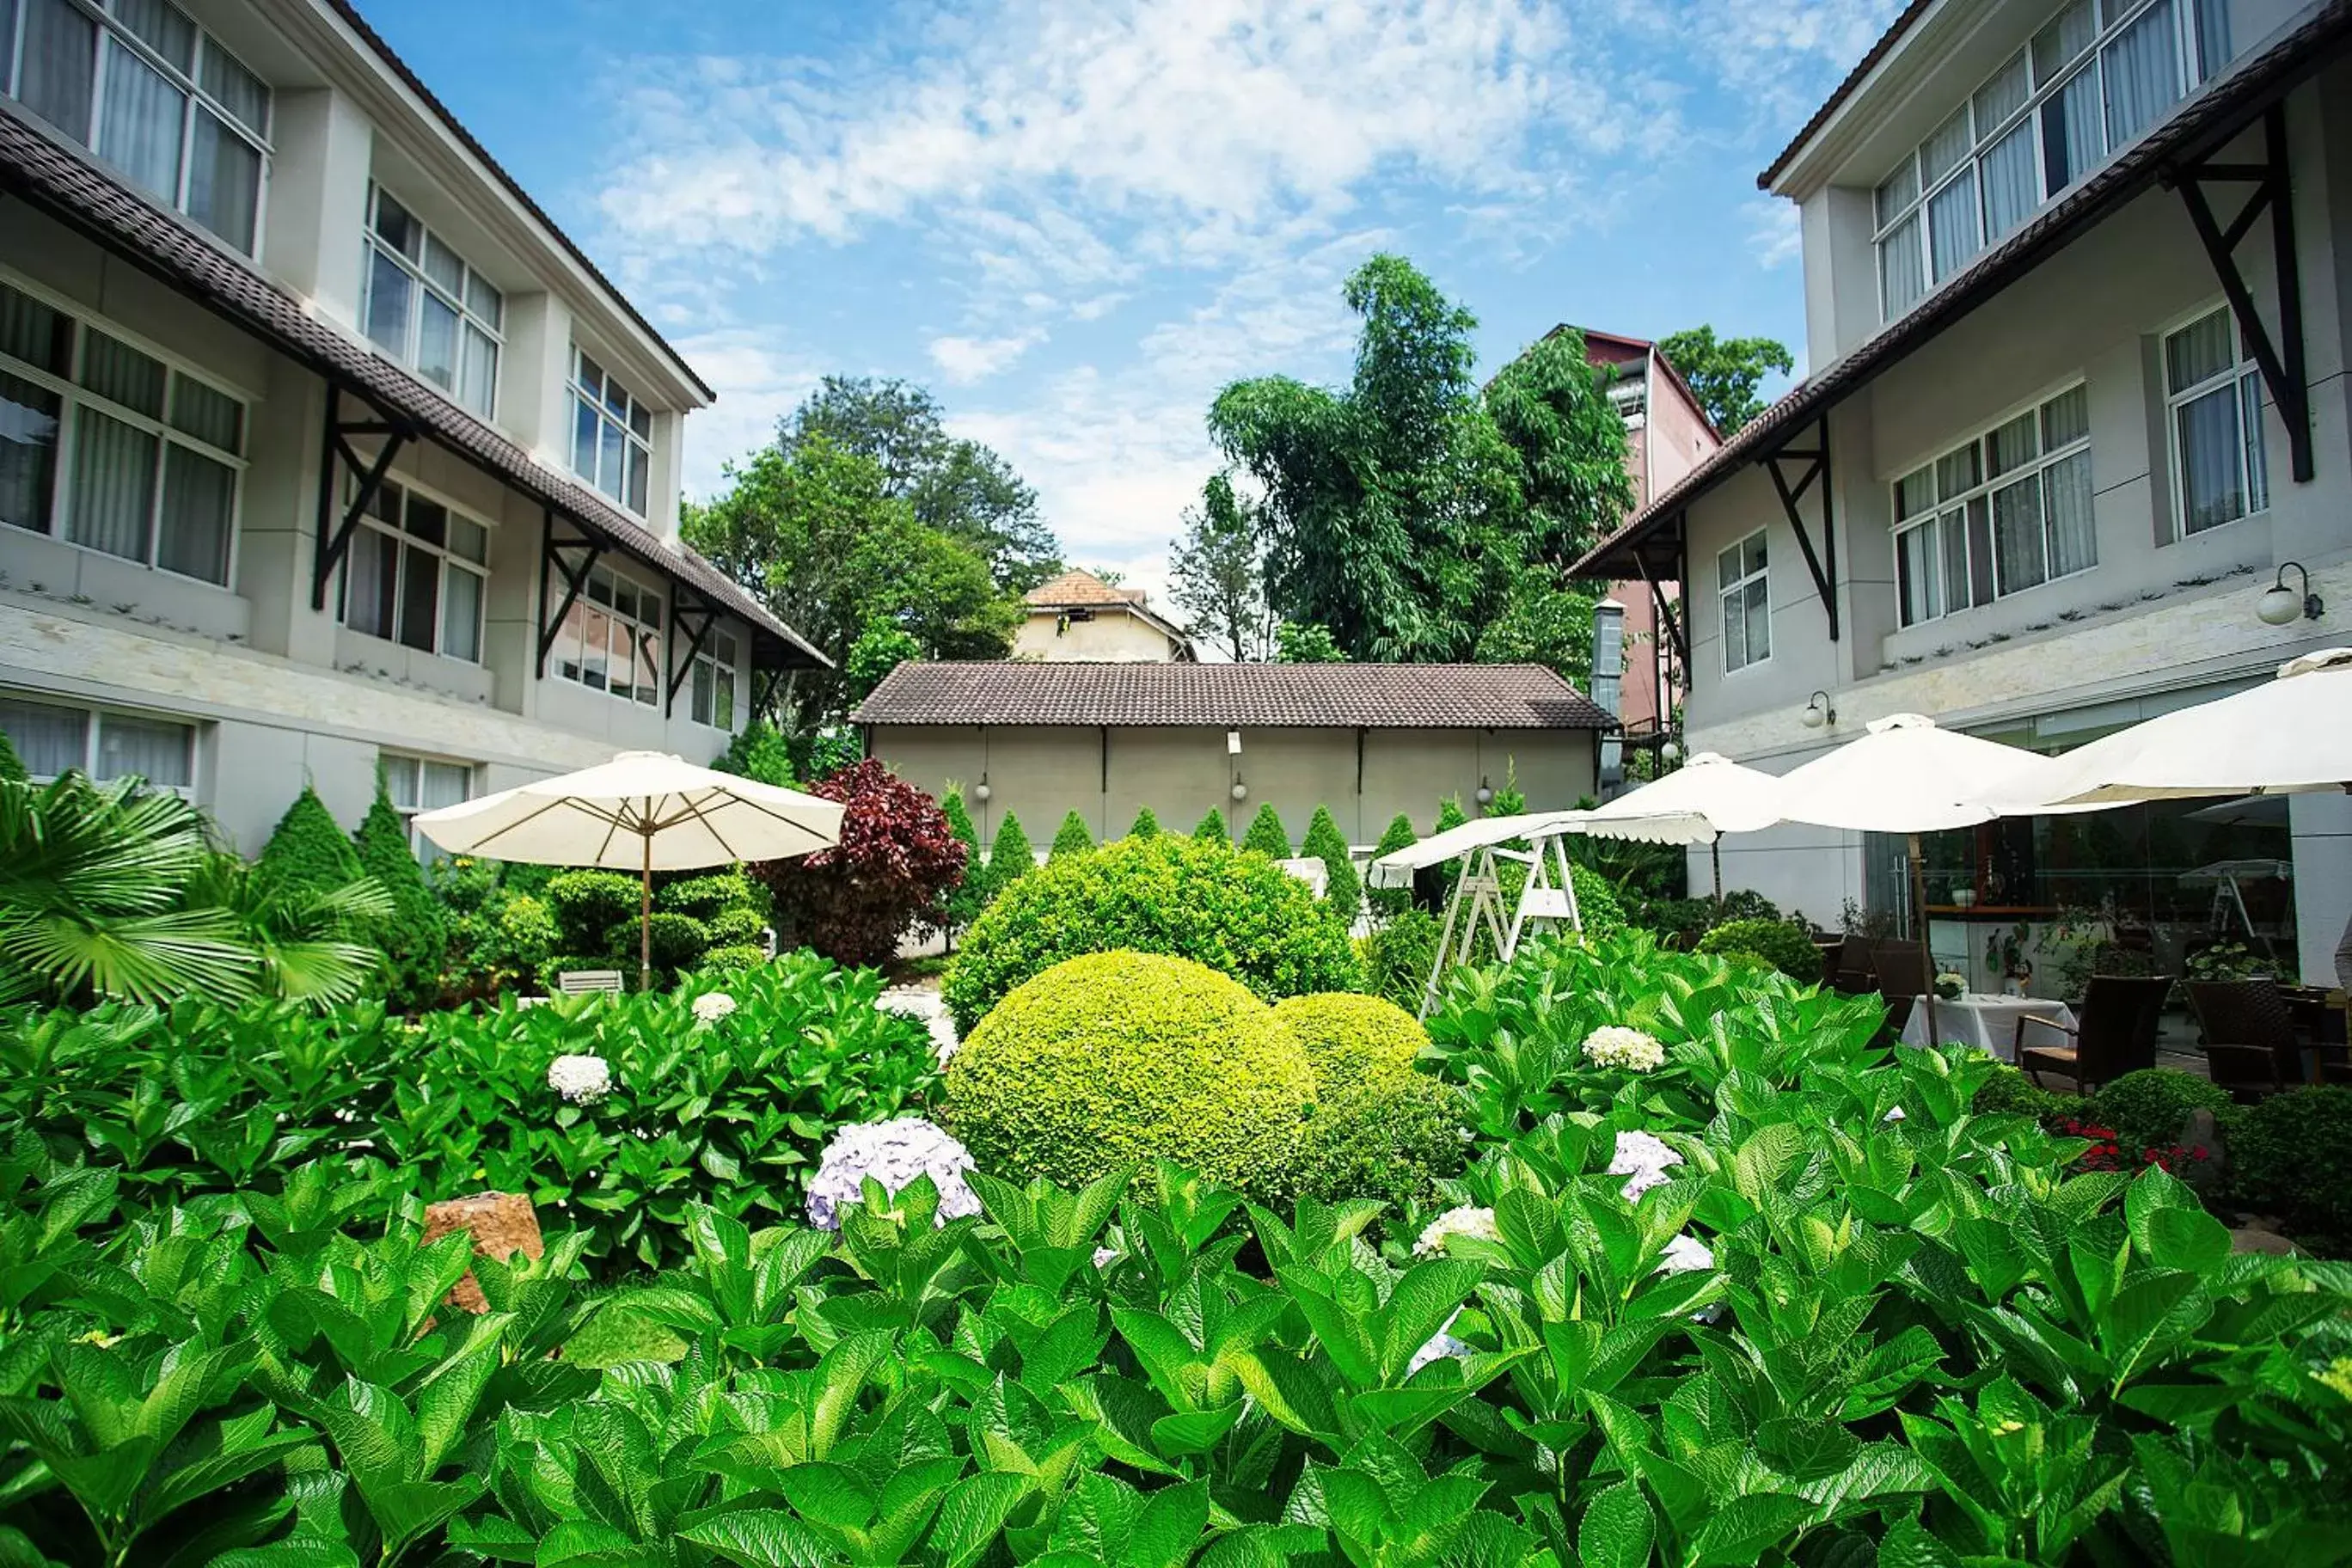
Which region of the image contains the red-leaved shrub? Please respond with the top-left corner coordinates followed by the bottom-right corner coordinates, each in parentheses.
top-left (756, 760), bottom-right (965, 968)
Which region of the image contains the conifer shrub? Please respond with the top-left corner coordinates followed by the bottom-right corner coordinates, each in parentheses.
top-left (1127, 805), bottom-right (1161, 839)
top-left (1369, 812), bottom-right (1418, 918)
top-left (1050, 811), bottom-right (1095, 861)
top-left (1302, 805), bottom-right (1361, 929)
top-left (352, 782), bottom-right (444, 1009)
top-left (1241, 803), bottom-right (1292, 859)
top-left (946, 951), bottom-right (1314, 1194)
top-left (1193, 808), bottom-right (1229, 842)
top-left (258, 785), bottom-right (364, 893)
top-left (988, 812), bottom-right (1037, 893)
top-left (944, 833), bottom-right (1363, 1032)
top-left (940, 789), bottom-right (987, 936)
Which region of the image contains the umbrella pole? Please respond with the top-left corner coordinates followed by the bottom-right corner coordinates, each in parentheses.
top-left (1712, 838), bottom-right (1723, 911)
top-left (1909, 831), bottom-right (1938, 1047)
top-left (640, 824), bottom-right (653, 994)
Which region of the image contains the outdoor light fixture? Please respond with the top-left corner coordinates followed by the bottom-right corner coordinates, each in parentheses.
top-left (971, 775), bottom-right (991, 803)
top-left (1474, 775), bottom-right (1494, 806)
top-left (1802, 690), bottom-right (1837, 730)
top-left (1230, 777), bottom-right (1248, 802)
top-left (1660, 738), bottom-right (1681, 766)
top-left (1227, 730), bottom-right (1243, 756)
top-left (2257, 561), bottom-right (2324, 626)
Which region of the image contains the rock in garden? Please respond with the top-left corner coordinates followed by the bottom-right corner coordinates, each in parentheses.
top-left (424, 1192), bottom-right (545, 1314)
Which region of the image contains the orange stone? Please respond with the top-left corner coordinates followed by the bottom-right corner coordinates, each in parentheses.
top-left (423, 1192), bottom-right (545, 1314)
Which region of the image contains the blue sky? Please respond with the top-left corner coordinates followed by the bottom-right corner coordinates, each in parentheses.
top-left (370, 0), bottom-right (1901, 597)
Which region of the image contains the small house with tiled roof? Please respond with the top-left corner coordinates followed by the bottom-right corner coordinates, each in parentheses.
top-left (854, 660), bottom-right (1614, 852)
top-left (1014, 569), bottom-right (1195, 663)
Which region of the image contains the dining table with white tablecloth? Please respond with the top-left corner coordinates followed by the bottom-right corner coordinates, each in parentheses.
top-left (1896, 993), bottom-right (2079, 1061)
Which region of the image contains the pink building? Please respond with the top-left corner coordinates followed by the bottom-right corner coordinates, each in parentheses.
top-left (1564, 329), bottom-right (1722, 735)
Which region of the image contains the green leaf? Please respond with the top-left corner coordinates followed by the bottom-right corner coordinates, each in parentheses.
top-left (1124, 1479), bottom-right (1210, 1568)
top-left (1687, 1493), bottom-right (1811, 1566)
top-left (679, 1509), bottom-right (832, 1568)
top-left (1576, 1479), bottom-right (1654, 1568)
top-left (928, 1472), bottom-right (1032, 1568)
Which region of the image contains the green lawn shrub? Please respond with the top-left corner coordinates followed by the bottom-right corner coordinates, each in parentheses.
top-left (946, 951), bottom-right (1314, 1194)
top-left (2228, 1085), bottom-right (2352, 1246)
top-left (2092, 1069), bottom-right (2239, 1159)
top-left (1128, 805), bottom-right (1161, 839)
top-left (942, 833), bottom-right (1362, 1033)
top-left (1359, 905), bottom-right (1439, 1014)
top-left (986, 811), bottom-right (1036, 893)
top-left (1273, 992), bottom-right (1465, 1211)
top-left (1695, 916), bottom-right (1822, 983)
top-left (256, 784), bottom-right (364, 893)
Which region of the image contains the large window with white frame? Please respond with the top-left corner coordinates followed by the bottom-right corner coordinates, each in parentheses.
top-left (0, 0), bottom-right (272, 252)
top-left (361, 186), bottom-right (502, 418)
top-left (380, 750), bottom-right (474, 854)
top-left (570, 349), bottom-right (652, 516)
top-left (551, 562), bottom-right (663, 707)
top-left (1892, 384), bottom-right (2096, 628)
top-left (1718, 530), bottom-right (1770, 673)
top-left (339, 479), bottom-right (488, 663)
top-left (0, 275), bottom-right (245, 586)
top-left (0, 692), bottom-right (193, 789)
top-left (1874, 0), bottom-right (2253, 322)
top-left (2165, 305), bottom-right (2269, 536)
top-left (690, 630), bottom-right (738, 731)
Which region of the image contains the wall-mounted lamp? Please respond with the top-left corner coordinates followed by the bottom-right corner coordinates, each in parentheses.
top-left (1229, 777), bottom-right (1248, 803)
top-left (1659, 738), bottom-right (1681, 766)
top-left (971, 774), bottom-right (991, 803)
top-left (1801, 690), bottom-right (1837, 730)
top-left (1474, 775), bottom-right (1494, 807)
top-left (2257, 560), bottom-right (2324, 626)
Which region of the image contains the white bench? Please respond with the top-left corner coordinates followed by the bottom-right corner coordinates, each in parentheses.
top-left (554, 969), bottom-right (626, 996)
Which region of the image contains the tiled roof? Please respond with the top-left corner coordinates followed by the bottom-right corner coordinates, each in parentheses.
top-left (1025, 569), bottom-right (1146, 607)
top-left (1569, 0), bottom-right (2352, 583)
top-left (854, 663), bottom-right (1615, 729)
top-left (1755, 0), bottom-right (1939, 191)
top-left (0, 107), bottom-right (827, 670)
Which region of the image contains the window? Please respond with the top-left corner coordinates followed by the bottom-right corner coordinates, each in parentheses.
top-left (339, 479), bottom-right (488, 662)
top-left (570, 349), bottom-right (652, 515)
top-left (0, 276), bottom-right (244, 585)
top-left (1718, 531), bottom-right (1770, 672)
top-left (551, 563), bottom-right (663, 707)
top-left (690, 630), bottom-right (738, 730)
top-left (0, 693), bottom-right (193, 787)
top-left (1892, 384), bottom-right (2095, 627)
top-left (0, 0), bottom-right (270, 252)
top-left (361, 186), bottom-right (502, 417)
top-left (381, 751), bottom-right (474, 854)
top-left (1873, 0), bottom-right (2247, 322)
top-left (2165, 306), bottom-right (2268, 535)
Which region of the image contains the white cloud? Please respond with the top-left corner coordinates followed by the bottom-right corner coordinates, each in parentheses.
top-left (928, 329), bottom-right (1046, 383)
top-left (1745, 198), bottom-right (1803, 268)
top-left (672, 328), bottom-right (825, 499)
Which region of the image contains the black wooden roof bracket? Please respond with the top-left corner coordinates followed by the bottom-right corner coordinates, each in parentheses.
top-left (309, 384), bottom-right (416, 610)
top-left (665, 579), bottom-right (722, 717)
top-left (1759, 416), bottom-right (1839, 642)
top-left (534, 507), bottom-right (606, 677)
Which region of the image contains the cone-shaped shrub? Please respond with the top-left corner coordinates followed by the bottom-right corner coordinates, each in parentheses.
top-left (352, 781), bottom-right (444, 1008)
top-left (258, 785), bottom-right (364, 893)
top-left (1302, 805), bottom-right (1360, 929)
top-left (1240, 803), bottom-right (1290, 859)
top-left (988, 812), bottom-right (1036, 892)
top-left (1127, 805), bottom-right (1161, 840)
top-left (0, 728), bottom-right (24, 782)
top-left (1193, 808), bottom-right (1229, 842)
top-left (1050, 810), bottom-right (1095, 861)
top-left (1432, 795), bottom-right (1468, 893)
top-left (1369, 812), bottom-right (1418, 918)
top-left (941, 788), bottom-right (987, 934)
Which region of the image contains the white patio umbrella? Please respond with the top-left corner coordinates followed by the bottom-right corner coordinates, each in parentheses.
top-left (416, 750), bottom-right (844, 989)
top-left (1567, 752), bottom-right (1785, 903)
top-left (1776, 714), bottom-right (2073, 1044)
top-left (2024, 647), bottom-right (2352, 806)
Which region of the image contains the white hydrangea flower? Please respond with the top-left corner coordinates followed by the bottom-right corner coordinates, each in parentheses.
top-left (691, 991), bottom-right (738, 1025)
top-left (1092, 1245), bottom-right (1120, 1270)
top-left (1408, 1311), bottom-right (1473, 1377)
top-left (547, 1054), bottom-right (612, 1105)
top-left (1607, 1130), bottom-right (1683, 1198)
top-left (1883, 1104), bottom-right (1907, 1123)
top-left (1412, 1205), bottom-right (1500, 1259)
top-left (805, 1116), bottom-right (981, 1230)
top-left (1583, 1026), bottom-right (1666, 1073)
top-left (1657, 1233), bottom-right (1715, 1275)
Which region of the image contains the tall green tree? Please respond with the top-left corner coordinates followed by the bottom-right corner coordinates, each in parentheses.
top-left (1210, 255), bottom-right (1629, 662)
top-left (940, 787), bottom-right (986, 941)
top-left (1657, 326), bottom-right (1796, 437)
top-left (1274, 622), bottom-right (1348, 664)
top-left (684, 434), bottom-right (1018, 738)
top-left (1168, 473), bottom-right (1272, 662)
top-left (787, 376), bottom-right (1063, 592)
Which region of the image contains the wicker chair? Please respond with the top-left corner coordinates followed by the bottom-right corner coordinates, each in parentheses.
top-left (2184, 978), bottom-right (2300, 1098)
top-left (1828, 934), bottom-right (1877, 995)
top-left (2018, 974), bottom-right (2172, 1095)
top-left (1872, 943), bottom-right (1929, 1036)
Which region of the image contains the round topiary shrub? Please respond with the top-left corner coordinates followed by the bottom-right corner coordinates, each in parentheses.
top-left (1273, 993), bottom-right (1465, 1211)
top-left (2092, 1069), bottom-right (2239, 1158)
top-left (1695, 918), bottom-right (1821, 983)
top-left (946, 952), bottom-right (1314, 1194)
top-left (942, 834), bottom-right (1362, 1033)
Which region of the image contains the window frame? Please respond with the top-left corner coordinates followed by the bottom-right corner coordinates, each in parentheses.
top-left (334, 474), bottom-right (491, 664)
top-left (689, 628), bottom-right (740, 732)
top-left (568, 346), bottom-right (654, 517)
top-left (2161, 301), bottom-right (2269, 539)
top-left (0, 0), bottom-right (273, 254)
top-left (379, 750), bottom-right (475, 854)
top-left (0, 691), bottom-right (195, 793)
top-left (0, 268), bottom-right (249, 588)
top-left (1718, 529), bottom-right (1772, 675)
top-left (549, 560), bottom-right (665, 708)
top-left (1871, 0), bottom-right (2239, 324)
top-left (360, 183), bottom-right (504, 418)
top-left (1890, 380), bottom-right (2097, 628)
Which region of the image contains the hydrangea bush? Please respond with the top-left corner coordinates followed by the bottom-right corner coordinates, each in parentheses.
top-left (804, 1116), bottom-right (980, 1229)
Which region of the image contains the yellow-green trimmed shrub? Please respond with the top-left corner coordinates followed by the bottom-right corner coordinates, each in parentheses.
top-left (1275, 992), bottom-right (1466, 1210)
top-left (945, 951), bottom-right (1314, 1194)
top-left (1273, 991), bottom-right (1427, 1099)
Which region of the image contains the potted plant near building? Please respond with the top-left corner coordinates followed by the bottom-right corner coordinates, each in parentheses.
top-left (1991, 921), bottom-right (2033, 996)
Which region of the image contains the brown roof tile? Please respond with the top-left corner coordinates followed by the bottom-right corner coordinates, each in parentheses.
top-left (854, 662), bottom-right (1614, 729)
top-left (0, 107), bottom-right (826, 669)
top-left (1025, 569), bottom-right (1147, 607)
